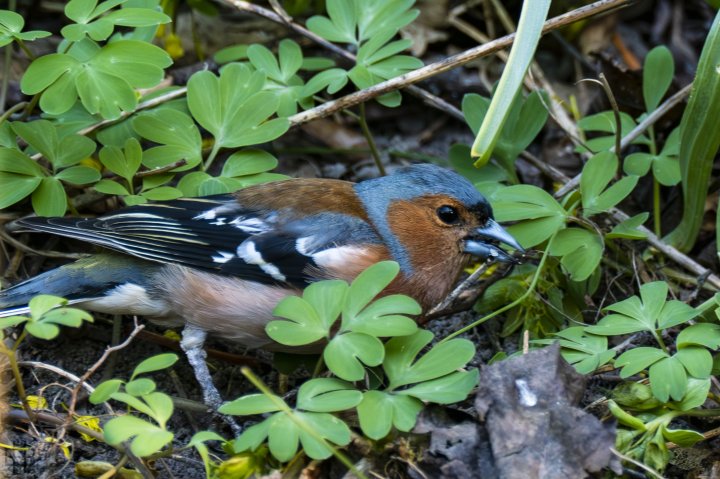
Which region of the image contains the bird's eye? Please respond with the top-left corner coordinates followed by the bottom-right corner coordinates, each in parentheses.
top-left (437, 205), bottom-right (460, 224)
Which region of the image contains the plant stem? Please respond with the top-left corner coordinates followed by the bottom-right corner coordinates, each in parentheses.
top-left (682, 407), bottom-right (720, 417)
top-left (653, 178), bottom-right (661, 236)
top-left (695, 294), bottom-right (719, 315)
top-left (358, 102), bottom-right (385, 176)
top-left (440, 231), bottom-right (558, 342)
top-left (15, 39), bottom-right (35, 60)
top-left (599, 73), bottom-right (623, 158)
top-left (203, 143), bottom-right (221, 172)
top-left (13, 329), bottom-right (26, 352)
top-left (21, 93), bottom-right (40, 120)
top-left (653, 330), bottom-right (669, 354)
top-left (0, 339), bottom-right (34, 420)
top-left (648, 126), bottom-right (663, 237)
top-left (0, 45), bottom-right (11, 113)
top-left (66, 197), bottom-right (79, 216)
top-left (312, 354), bottom-right (325, 378)
top-left (0, 101), bottom-right (27, 124)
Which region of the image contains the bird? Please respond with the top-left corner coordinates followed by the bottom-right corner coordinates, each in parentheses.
top-left (0, 163), bottom-right (522, 422)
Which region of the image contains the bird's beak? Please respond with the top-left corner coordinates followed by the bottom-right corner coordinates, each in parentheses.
top-left (464, 219), bottom-right (524, 263)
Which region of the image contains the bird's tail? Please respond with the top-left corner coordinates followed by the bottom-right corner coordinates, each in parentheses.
top-left (0, 254), bottom-right (157, 317)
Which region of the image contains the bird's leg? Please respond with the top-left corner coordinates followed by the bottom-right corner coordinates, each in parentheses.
top-left (180, 324), bottom-right (242, 436)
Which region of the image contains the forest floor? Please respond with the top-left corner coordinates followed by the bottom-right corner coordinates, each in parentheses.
top-left (2, 0), bottom-right (720, 478)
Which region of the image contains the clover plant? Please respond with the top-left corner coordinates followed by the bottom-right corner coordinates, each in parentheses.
top-left (306, 0), bottom-right (423, 107)
top-left (0, 295), bottom-right (94, 418)
top-left (220, 261), bottom-right (478, 461)
top-left (533, 285), bottom-right (720, 472)
top-left (90, 353), bottom-right (226, 463)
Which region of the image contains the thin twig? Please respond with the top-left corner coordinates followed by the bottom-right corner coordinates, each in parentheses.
top-left (599, 73), bottom-right (623, 158)
top-left (17, 361), bottom-right (113, 414)
top-left (6, 408), bottom-right (105, 442)
top-left (221, 0), bottom-right (465, 120)
top-left (555, 82), bottom-right (692, 197)
top-left (620, 83), bottom-right (692, 149)
top-left (610, 207), bottom-right (720, 289)
top-left (60, 318), bottom-right (145, 441)
top-left (224, 0), bottom-right (353, 61)
top-left (428, 262), bottom-right (492, 315)
top-left (75, 88), bottom-right (188, 138)
top-left (267, 0), bottom-right (293, 23)
top-left (133, 159), bottom-right (188, 179)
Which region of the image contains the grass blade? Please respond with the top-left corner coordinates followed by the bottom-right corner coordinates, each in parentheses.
top-left (666, 10), bottom-right (720, 251)
top-left (470, 0), bottom-right (551, 165)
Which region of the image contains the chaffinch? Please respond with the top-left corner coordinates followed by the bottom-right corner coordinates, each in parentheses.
top-left (0, 164), bottom-right (522, 348)
top-left (0, 164), bottom-right (522, 422)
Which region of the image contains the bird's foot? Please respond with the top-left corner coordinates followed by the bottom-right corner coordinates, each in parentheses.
top-left (180, 324), bottom-right (242, 437)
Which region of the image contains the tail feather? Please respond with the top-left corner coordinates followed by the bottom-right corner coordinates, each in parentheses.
top-left (0, 254), bottom-right (158, 317)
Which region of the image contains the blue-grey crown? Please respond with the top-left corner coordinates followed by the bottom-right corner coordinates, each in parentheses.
top-left (354, 164), bottom-right (490, 273)
top-left (355, 163), bottom-right (486, 208)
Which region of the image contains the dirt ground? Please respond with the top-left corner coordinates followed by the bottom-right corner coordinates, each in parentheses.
top-left (3, 0), bottom-right (720, 477)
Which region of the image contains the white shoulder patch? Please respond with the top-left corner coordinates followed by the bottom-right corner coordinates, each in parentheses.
top-left (237, 240), bottom-right (263, 264)
top-left (312, 245), bottom-right (367, 268)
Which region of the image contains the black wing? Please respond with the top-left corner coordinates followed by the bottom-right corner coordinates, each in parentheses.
top-left (11, 196), bottom-right (379, 287)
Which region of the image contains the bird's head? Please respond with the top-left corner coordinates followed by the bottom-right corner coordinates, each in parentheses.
top-left (354, 164), bottom-right (523, 275)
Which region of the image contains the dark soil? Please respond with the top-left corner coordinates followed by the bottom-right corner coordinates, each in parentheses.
top-left (3, 0), bottom-right (720, 478)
